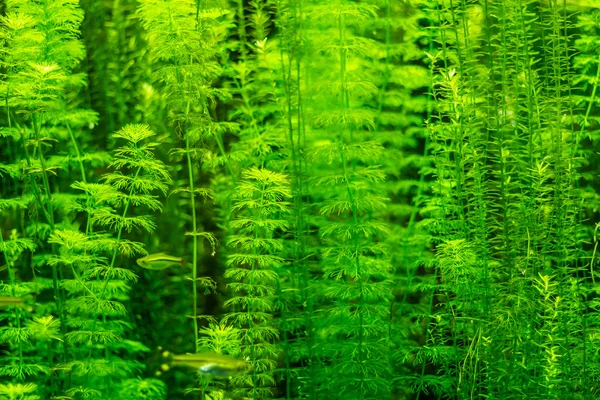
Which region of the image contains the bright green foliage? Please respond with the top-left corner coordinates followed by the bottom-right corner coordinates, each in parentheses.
top-left (225, 0), bottom-right (286, 169)
top-left (138, 0), bottom-right (226, 368)
top-left (298, 1), bottom-right (395, 398)
top-left (0, 229), bottom-right (48, 389)
top-left (0, 0), bottom-right (98, 397)
top-left (224, 167), bottom-right (291, 399)
top-left (2, 0), bottom-right (600, 399)
top-left (404, 1), bottom-right (598, 399)
top-left (58, 124), bottom-right (169, 398)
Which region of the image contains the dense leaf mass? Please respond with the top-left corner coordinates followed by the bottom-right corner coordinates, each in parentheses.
top-left (1, 0), bottom-right (599, 399)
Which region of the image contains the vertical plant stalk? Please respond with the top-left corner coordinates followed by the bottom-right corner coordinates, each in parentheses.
top-left (5, 88), bottom-right (67, 392)
top-left (277, 0), bottom-right (310, 396)
top-left (248, 187), bottom-right (265, 400)
top-left (86, 166), bottom-right (142, 363)
top-left (185, 105), bottom-right (200, 353)
top-left (0, 234), bottom-right (24, 375)
top-left (374, 0), bottom-right (391, 132)
top-left (27, 114), bottom-right (70, 367)
top-left (293, 2), bottom-right (317, 398)
top-left (236, 0), bottom-right (248, 61)
top-left (578, 64), bottom-right (600, 143)
top-left (337, 11), bottom-right (365, 398)
top-left (167, 1), bottom-right (200, 352)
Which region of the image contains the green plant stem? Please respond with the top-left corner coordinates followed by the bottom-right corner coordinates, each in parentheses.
top-left (579, 63), bottom-right (600, 142)
top-left (87, 166), bottom-right (142, 363)
top-left (279, 49), bottom-right (294, 400)
top-left (415, 267), bottom-right (439, 400)
top-left (0, 233), bottom-right (24, 378)
top-left (185, 117), bottom-right (200, 354)
top-left (8, 108), bottom-right (52, 225)
top-left (30, 115), bottom-right (70, 375)
top-left (374, 0), bottom-right (391, 132)
top-left (166, 1), bottom-right (201, 356)
top-left (214, 131), bottom-right (238, 186)
top-left (292, 3), bottom-right (316, 397)
top-left (337, 11), bottom-right (365, 397)
top-left (248, 186), bottom-right (266, 400)
top-left (236, 0), bottom-right (248, 61)
top-left (6, 97), bottom-right (68, 391)
top-left (231, 75), bottom-right (261, 140)
top-left (63, 108), bottom-right (95, 237)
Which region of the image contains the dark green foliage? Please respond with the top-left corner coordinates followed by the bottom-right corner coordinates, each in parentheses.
top-left (1, 0), bottom-right (600, 399)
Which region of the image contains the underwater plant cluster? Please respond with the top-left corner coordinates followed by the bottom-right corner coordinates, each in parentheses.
top-left (1, 0), bottom-right (600, 399)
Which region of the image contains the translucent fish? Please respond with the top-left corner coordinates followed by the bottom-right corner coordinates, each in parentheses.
top-left (0, 296), bottom-right (30, 310)
top-left (161, 351), bottom-right (251, 379)
top-left (136, 253), bottom-right (183, 270)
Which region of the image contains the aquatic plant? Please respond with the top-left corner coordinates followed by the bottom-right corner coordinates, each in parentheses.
top-left (1, 0), bottom-right (600, 399)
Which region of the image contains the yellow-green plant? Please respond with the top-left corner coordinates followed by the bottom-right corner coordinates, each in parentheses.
top-left (137, 0), bottom-right (227, 374)
top-left (1, 1), bottom-right (600, 399)
top-left (223, 167), bottom-right (291, 399)
top-left (411, 1), bottom-right (594, 399)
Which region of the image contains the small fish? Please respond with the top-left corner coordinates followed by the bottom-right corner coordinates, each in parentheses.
top-left (161, 350), bottom-right (251, 378)
top-left (0, 296), bottom-right (30, 310)
top-left (136, 253), bottom-right (183, 270)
